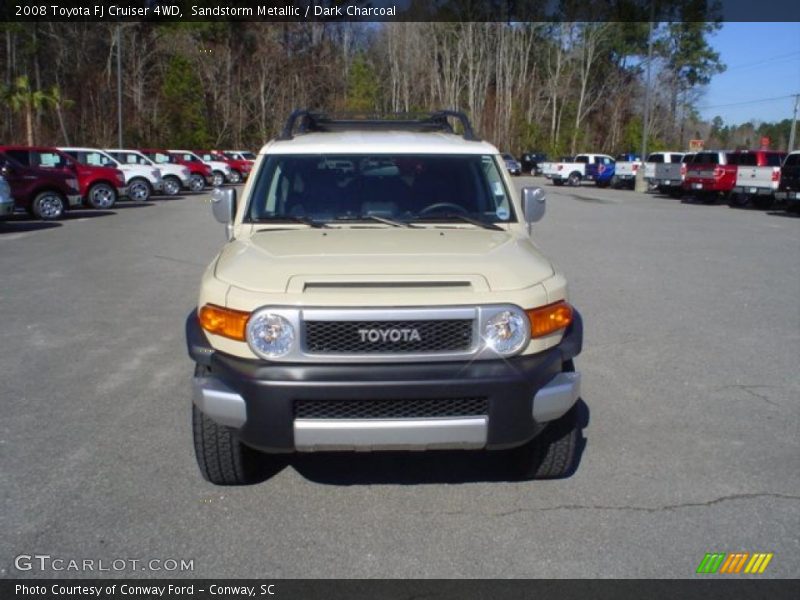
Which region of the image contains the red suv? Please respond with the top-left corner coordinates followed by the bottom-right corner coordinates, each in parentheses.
top-left (683, 151), bottom-right (737, 201)
top-left (0, 146), bottom-right (82, 219)
top-left (140, 148), bottom-right (211, 193)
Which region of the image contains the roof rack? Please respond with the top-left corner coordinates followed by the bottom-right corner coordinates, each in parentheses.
top-left (278, 110), bottom-right (480, 142)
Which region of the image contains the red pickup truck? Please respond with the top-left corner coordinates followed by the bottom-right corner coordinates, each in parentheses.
top-left (0, 146), bottom-right (82, 219)
top-left (683, 151), bottom-right (736, 201)
top-left (140, 148), bottom-right (211, 192)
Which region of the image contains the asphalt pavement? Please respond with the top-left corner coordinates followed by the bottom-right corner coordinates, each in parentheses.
top-left (1, 180), bottom-right (798, 579)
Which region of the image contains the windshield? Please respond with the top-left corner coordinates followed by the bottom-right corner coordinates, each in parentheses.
top-left (143, 151), bottom-right (175, 164)
top-left (111, 151), bottom-right (152, 166)
top-left (65, 150), bottom-right (118, 168)
top-left (175, 152), bottom-right (202, 162)
top-left (246, 154), bottom-right (515, 225)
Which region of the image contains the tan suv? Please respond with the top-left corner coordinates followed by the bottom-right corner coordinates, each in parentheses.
top-left (186, 110), bottom-right (583, 484)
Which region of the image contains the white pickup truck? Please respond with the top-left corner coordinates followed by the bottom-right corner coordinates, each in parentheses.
top-left (644, 152), bottom-right (684, 186)
top-left (540, 157), bottom-right (570, 181)
top-left (728, 150), bottom-right (786, 208)
top-left (60, 147), bottom-right (161, 203)
top-left (544, 153), bottom-right (615, 187)
top-left (611, 154), bottom-right (641, 189)
top-left (651, 152), bottom-right (693, 197)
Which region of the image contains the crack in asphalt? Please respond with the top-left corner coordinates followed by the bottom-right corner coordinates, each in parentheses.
top-left (425, 492), bottom-right (800, 518)
top-left (716, 384), bottom-right (782, 407)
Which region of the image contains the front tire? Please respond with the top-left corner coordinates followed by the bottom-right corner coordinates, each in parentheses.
top-left (211, 171), bottom-right (225, 187)
top-left (514, 405), bottom-right (579, 480)
top-left (32, 191), bottom-right (65, 220)
top-left (162, 175), bottom-right (181, 196)
top-left (87, 183), bottom-right (117, 209)
top-left (228, 170), bottom-right (242, 184)
top-left (189, 174), bottom-right (205, 192)
top-left (128, 178), bottom-right (152, 203)
top-left (192, 365), bottom-right (270, 485)
top-left (513, 360), bottom-right (580, 480)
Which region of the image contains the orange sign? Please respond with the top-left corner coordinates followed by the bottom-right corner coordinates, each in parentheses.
top-left (689, 139), bottom-right (705, 151)
top-left (760, 136), bottom-right (770, 148)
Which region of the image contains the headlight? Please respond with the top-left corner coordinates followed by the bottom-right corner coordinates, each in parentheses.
top-left (483, 308), bottom-right (529, 355)
top-left (246, 310), bottom-right (295, 358)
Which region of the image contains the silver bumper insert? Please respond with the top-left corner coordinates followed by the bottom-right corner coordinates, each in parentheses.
top-left (294, 417), bottom-right (488, 452)
top-left (192, 377), bottom-right (247, 428)
top-left (532, 371), bottom-right (581, 422)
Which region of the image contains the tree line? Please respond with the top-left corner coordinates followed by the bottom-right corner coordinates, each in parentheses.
top-left (2, 20), bottom-right (785, 156)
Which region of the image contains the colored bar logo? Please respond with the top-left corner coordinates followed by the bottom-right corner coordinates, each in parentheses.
top-left (697, 552), bottom-right (773, 574)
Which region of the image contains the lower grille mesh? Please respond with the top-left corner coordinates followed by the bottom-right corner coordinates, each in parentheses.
top-left (294, 397), bottom-right (488, 419)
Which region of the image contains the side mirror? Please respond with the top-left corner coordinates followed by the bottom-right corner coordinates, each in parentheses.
top-left (211, 187), bottom-right (236, 241)
top-left (521, 186), bottom-right (546, 229)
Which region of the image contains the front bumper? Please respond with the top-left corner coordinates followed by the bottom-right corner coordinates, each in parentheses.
top-left (186, 310), bottom-right (583, 453)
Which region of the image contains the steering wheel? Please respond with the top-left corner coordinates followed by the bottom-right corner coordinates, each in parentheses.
top-left (418, 202), bottom-right (469, 216)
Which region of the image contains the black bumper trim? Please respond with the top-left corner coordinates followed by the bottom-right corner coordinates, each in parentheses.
top-left (185, 309), bottom-right (583, 452)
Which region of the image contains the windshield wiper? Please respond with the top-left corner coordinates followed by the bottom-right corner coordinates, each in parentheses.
top-left (409, 213), bottom-right (505, 231)
top-left (332, 215), bottom-right (411, 228)
top-left (252, 216), bottom-right (327, 228)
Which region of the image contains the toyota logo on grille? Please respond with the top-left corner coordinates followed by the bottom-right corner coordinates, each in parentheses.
top-left (358, 328), bottom-right (422, 343)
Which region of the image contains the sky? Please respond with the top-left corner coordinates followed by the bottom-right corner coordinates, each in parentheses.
top-left (699, 22), bottom-right (800, 126)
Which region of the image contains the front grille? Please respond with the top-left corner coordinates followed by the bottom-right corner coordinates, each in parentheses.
top-left (294, 397), bottom-right (488, 419)
top-left (304, 319), bottom-right (473, 354)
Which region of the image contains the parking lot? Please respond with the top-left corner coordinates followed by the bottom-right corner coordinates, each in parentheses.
top-left (1, 179), bottom-right (798, 578)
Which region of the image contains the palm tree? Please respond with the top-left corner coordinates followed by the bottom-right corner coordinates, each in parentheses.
top-left (7, 75), bottom-right (50, 145)
top-left (49, 85), bottom-right (74, 145)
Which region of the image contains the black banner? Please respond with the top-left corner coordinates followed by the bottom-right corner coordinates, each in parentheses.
top-left (2, 0), bottom-right (800, 23)
top-left (3, 579), bottom-right (800, 600)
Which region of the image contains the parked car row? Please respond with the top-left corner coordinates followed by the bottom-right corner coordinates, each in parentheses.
top-left (0, 145), bottom-right (255, 220)
top-left (647, 149), bottom-right (794, 210)
top-left (535, 147), bottom-right (797, 212)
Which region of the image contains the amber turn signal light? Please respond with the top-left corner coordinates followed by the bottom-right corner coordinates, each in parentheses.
top-left (198, 304), bottom-right (250, 341)
top-left (526, 301), bottom-right (573, 338)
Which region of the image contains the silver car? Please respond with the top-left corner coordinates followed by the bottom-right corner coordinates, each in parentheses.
top-left (0, 174), bottom-right (14, 219)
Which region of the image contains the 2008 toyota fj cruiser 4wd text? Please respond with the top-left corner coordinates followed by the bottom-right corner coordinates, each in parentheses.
top-left (185, 110), bottom-right (583, 485)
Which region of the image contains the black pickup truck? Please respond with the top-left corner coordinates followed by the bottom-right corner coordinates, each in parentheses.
top-left (521, 152), bottom-right (548, 176)
top-left (775, 151), bottom-right (800, 213)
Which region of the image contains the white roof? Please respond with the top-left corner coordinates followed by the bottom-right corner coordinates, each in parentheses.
top-left (260, 131), bottom-right (499, 155)
top-left (59, 147), bottom-right (112, 154)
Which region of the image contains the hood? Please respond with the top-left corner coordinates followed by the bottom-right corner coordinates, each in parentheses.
top-left (215, 227), bottom-right (554, 294)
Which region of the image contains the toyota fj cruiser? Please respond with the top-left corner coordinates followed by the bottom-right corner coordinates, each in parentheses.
top-left (186, 110), bottom-right (584, 485)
